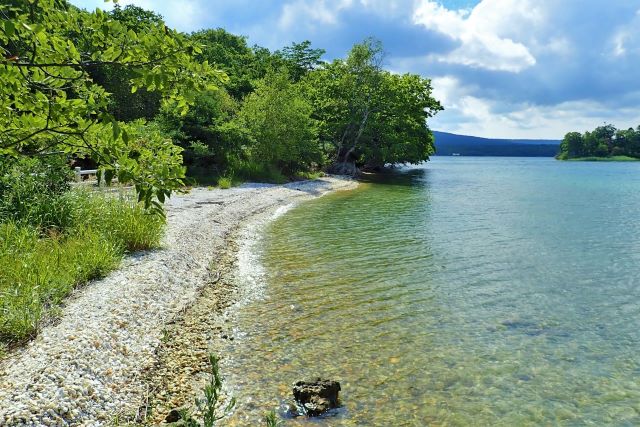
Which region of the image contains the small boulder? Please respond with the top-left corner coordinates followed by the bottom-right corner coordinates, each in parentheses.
top-left (165, 407), bottom-right (186, 423)
top-left (292, 378), bottom-right (341, 417)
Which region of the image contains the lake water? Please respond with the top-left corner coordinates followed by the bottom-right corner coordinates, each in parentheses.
top-left (224, 157), bottom-right (640, 426)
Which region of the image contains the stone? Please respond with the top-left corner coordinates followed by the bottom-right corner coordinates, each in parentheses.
top-left (165, 407), bottom-right (186, 423)
top-left (292, 378), bottom-right (341, 417)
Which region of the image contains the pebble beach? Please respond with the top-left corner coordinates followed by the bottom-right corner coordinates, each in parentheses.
top-left (0, 176), bottom-right (356, 426)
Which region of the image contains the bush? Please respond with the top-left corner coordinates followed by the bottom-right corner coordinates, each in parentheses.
top-left (0, 155), bottom-right (75, 231)
top-left (217, 177), bottom-right (233, 189)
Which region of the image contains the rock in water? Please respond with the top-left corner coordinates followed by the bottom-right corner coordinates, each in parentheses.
top-left (292, 379), bottom-right (341, 417)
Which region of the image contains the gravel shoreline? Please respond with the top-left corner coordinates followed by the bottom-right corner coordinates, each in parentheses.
top-left (0, 176), bottom-right (357, 426)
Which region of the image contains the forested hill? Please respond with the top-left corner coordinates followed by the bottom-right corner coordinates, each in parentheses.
top-left (433, 131), bottom-right (560, 157)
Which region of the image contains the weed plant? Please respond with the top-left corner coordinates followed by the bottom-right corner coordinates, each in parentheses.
top-left (175, 354), bottom-right (236, 427)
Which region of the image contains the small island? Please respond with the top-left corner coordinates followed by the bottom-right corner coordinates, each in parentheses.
top-left (556, 124), bottom-right (640, 161)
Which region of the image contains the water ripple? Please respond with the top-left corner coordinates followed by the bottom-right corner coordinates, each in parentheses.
top-left (224, 158), bottom-right (640, 426)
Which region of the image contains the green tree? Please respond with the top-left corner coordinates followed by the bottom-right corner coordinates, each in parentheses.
top-left (558, 131), bottom-right (584, 158)
top-left (88, 5), bottom-right (165, 122)
top-left (190, 28), bottom-right (256, 99)
top-left (615, 127), bottom-right (640, 157)
top-left (190, 29), bottom-right (284, 99)
top-left (303, 39), bottom-right (384, 173)
top-left (557, 124), bottom-right (640, 160)
top-left (0, 0), bottom-right (225, 210)
top-left (236, 69), bottom-right (320, 175)
top-left (157, 88), bottom-right (247, 176)
top-left (276, 40), bottom-right (325, 82)
top-left (303, 39), bottom-right (441, 173)
top-left (363, 72), bottom-right (440, 170)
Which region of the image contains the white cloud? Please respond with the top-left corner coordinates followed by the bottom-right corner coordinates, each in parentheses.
top-left (609, 9), bottom-right (640, 58)
top-left (430, 75), bottom-right (640, 139)
top-left (413, 0), bottom-right (537, 72)
top-left (278, 0), bottom-right (354, 30)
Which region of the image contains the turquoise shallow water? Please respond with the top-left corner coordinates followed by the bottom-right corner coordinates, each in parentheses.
top-left (224, 157), bottom-right (640, 426)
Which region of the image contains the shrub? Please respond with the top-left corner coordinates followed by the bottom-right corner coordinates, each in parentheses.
top-left (0, 155), bottom-right (75, 231)
top-left (217, 177), bottom-right (233, 189)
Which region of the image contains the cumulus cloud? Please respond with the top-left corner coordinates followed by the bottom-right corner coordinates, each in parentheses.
top-left (413, 0), bottom-right (537, 72)
top-left (429, 75), bottom-right (640, 138)
top-left (278, 0), bottom-right (352, 30)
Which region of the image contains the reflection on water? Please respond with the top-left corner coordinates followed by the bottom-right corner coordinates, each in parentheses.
top-left (223, 157), bottom-right (640, 426)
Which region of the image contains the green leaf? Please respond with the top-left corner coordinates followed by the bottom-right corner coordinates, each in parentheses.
top-left (4, 21), bottom-right (15, 38)
top-left (112, 121), bottom-right (121, 141)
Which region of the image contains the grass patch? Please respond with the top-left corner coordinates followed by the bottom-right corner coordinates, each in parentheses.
top-left (0, 191), bottom-right (164, 345)
top-left (563, 156), bottom-right (640, 162)
top-left (292, 171), bottom-right (324, 181)
top-left (234, 162), bottom-right (288, 184)
top-left (217, 177), bottom-right (233, 189)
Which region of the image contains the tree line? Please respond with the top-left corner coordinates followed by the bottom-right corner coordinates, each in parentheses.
top-left (557, 124), bottom-right (640, 160)
top-left (1, 1), bottom-right (442, 209)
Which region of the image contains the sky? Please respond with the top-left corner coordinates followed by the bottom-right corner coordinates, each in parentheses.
top-left (70, 0), bottom-right (640, 139)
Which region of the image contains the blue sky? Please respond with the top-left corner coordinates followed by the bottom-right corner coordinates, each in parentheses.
top-left (70, 0), bottom-right (640, 139)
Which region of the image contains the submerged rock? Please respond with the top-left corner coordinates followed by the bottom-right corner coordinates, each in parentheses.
top-left (292, 379), bottom-right (341, 417)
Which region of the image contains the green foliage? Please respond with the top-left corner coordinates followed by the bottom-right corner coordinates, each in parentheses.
top-left (157, 89), bottom-right (246, 177)
top-left (362, 72), bottom-right (440, 169)
top-left (87, 120), bottom-right (187, 215)
top-left (198, 354), bottom-right (235, 426)
top-left (217, 177), bottom-right (232, 189)
top-left (0, 191), bottom-right (164, 344)
top-left (557, 124), bottom-right (640, 160)
top-left (87, 5), bottom-right (165, 122)
top-left (303, 38), bottom-right (442, 172)
top-left (237, 69), bottom-right (321, 175)
top-left (0, 155), bottom-right (75, 230)
top-left (263, 410), bottom-right (282, 426)
top-left (171, 354), bottom-right (235, 427)
top-left (109, 3), bottom-right (164, 29)
top-left (234, 160), bottom-right (288, 184)
top-left (190, 28), bottom-right (281, 99)
top-left (0, 0), bottom-right (225, 209)
top-left (276, 40), bottom-right (325, 82)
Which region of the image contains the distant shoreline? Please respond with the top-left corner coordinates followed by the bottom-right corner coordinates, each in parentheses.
top-left (559, 156), bottom-right (640, 162)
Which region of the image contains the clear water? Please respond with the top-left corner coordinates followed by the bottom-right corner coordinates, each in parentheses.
top-left (224, 157), bottom-right (640, 426)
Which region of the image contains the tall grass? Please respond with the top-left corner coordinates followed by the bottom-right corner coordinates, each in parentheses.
top-left (235, 161), bottom-right (288, 184)
top-left (0, 191), bottom-right (164, 345)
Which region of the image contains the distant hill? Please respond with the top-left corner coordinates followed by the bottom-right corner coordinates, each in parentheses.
top-left (433, 131), bottom-right (560, 157)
